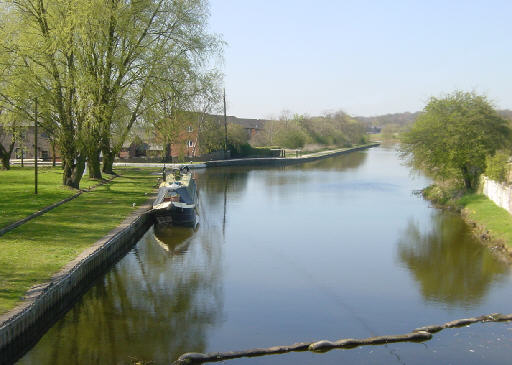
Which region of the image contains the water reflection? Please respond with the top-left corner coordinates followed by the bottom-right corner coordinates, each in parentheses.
top-left (153, 223), bottom-right (198, 254)
top-left (299, 150), bottom-right (368, 171)
top-left (18, 148), bottom-right (512, 365)
top-left (19, 223), bottom-right (224, 365)
top-left (397, 213), bottom-right (509, 307)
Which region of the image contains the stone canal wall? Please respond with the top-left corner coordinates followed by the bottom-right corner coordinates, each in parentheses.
top-left (205, 144), bottom-right (379, 168)
top-left (0, 204), bottom-right (154, 364)
top-left (482, 177), bottom-right (512, 215)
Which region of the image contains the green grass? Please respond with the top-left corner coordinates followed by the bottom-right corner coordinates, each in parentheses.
top-left (457, 193), bottom-right (512, 248)
top-left (0, 166), bottom-right (115, 229)
top-left (0, 168), bottom-right (158, 314)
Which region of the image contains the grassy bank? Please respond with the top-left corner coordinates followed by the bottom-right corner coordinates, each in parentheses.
top-left (424, 184), bottom-right (512, 251)
top-left (0, 167), bottom-right (115, 229)
top-left (458, 193), bottom-right (512, 249)
top-left (0, 168), bottom-right (158, 315)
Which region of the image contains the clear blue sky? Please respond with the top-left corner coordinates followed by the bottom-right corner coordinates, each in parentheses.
top-left (208, 0), bottom-right (512, 118)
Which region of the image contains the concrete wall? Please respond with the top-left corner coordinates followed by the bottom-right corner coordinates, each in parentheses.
top-left (482, 177), bottom-right (512, 214)
top-left (0, 208), bottom-right (154, 364)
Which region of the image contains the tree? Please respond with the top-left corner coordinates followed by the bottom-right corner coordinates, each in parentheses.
top-left (401, 91), bottom-right (511, 190)
top-left (485, 151), bottom-right (510, 183)
top-left (0, 0), bottom-right (222, 186)
top-left (227, 123), bottom-right (249, 153)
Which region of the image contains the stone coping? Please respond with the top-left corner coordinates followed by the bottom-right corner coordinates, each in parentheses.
top-left (112, 144), bottom-right (380, 169)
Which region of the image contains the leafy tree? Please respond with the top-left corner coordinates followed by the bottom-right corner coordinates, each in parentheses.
top-left (381, 123), bottom-right (400, 140)
top-left (0, 0), bottom-right (222, 186)
top-left (485, 151), bottom-right (510, 183)
top-left (198, 116), bottom-right (223, 154)
top-left (227, 123), bottom-right (249, 153)
top-left (401, 91), bottom-right (511, 190)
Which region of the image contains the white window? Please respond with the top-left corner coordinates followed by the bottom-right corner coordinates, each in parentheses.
top-left (188, 140), bottom-right (194, 148)
top-left (188, 125), bottom-right (193, 133)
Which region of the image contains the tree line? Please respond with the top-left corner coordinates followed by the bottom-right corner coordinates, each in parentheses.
top-left (252, 111), bottom-right (368, 149)
top-left (0, 0), bottom-right (223, 187)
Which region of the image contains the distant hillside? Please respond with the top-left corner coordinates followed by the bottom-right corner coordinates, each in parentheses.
top-left (356, 109), bottom-right (512, 127)
top-left (354, 112), bottom-right (421, 127)
top-left (498, 110), bottom-right (512, 120)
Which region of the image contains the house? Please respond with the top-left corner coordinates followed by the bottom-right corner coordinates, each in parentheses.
top-left (0, 123), bottom-right (59, 161)
top-left (118, 113), bottom-right (267, 161)
top-left (118, 122), bottom-right (199, 160)
top-left (226, 116), bottom-right (266, 138)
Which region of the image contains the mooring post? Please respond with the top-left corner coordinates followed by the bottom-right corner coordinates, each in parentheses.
top-left (34, 98), bottom-right (38, 195)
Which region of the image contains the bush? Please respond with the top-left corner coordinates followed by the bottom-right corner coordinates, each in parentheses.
top-left (230, 144), bottom-right (280, 158)
top-left (485, 151), bottom-right (510, 183)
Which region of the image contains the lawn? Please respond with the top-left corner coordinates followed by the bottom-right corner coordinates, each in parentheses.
top-left (458, 193), bottom-right (512, 248)
top-left (0, 168), bottom-right (158, 315)
top-left (0, 166), bottom-right (115, 229)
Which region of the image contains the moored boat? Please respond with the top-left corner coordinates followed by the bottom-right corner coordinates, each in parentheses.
top-left (153, 166), bottom-right (197, 226)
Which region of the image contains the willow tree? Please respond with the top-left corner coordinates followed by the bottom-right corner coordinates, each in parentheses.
top-left (401, 91), bottom-right (511, 190)
top-left (73, 0), bottom-right (222, 176)
top-left (1, 0), bottom-right (93, 187)
top-left (1, 0), bottom-right (222, 186)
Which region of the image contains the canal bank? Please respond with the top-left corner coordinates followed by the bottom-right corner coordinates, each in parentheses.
top-left (1, 144), bottom-right (378, 364)
top-left (0, 170), bottom-right (158, 364)
top-left (16, 146), bottom-right (512, 365)
top-left (113, 143), bottom-right (380, 169)
top-left (0, 203), bottom-right (155, 365)
top-left (204, 144), bottom-right (379, 167)
top-left (422, 186), bottom-right (512, 265)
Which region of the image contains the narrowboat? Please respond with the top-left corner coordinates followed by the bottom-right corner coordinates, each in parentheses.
top-left (153, 166), bottom-right (197, 226)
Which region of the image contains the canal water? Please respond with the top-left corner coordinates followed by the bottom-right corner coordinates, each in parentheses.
top-left (18, 146), bottom-right (512, 364)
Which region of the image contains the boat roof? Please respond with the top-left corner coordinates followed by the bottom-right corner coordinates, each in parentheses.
top-left (160, 172), bottom-right (192, 188)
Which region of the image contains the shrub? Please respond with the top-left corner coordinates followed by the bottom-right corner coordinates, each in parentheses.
top-left (485, 151), bottom-right (510, 183)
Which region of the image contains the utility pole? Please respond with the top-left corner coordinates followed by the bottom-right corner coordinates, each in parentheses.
top-left (223, 88), bottom-right (228, 157)
top-left (34, 98), bottom-right (38, 194)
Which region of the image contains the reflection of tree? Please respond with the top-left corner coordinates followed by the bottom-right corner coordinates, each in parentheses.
top-left (397, 213), bottom-right (508, 307)
top-left (197, 167), bottom-right (249, 195)
top-left (20, 224), bottom-right (223, 365)
top-left (300, 150), bottom-right (368, 171)
top-left (267, 151), bottom-right (370, 187)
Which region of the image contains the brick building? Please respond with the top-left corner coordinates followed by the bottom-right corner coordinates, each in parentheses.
top-left (0, 124), bottom-right (58, 161)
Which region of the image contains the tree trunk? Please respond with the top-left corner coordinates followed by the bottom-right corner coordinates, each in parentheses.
top-left (101, 134), bottom-right (115, 174)
top-left (62, 154), bottom-right (86, 189)
top-left (88, 148), bottom-right (103, 179)
top-left (102, 150), bottom-right (115, 174)
top-left (73, 155), bottom-right (86, 187)
top-left (0, 140), bottom-right (15, 170)
top-left (1, 153), bottom-right (10, 170)
top-left (164, 143), bottom-right (172, 163)
top-left (51, 140), bottom-right (56, 167)
top-left (461, 165), bottom-right (473, 190)
top-left (63, 160), bottom-right (78, 188)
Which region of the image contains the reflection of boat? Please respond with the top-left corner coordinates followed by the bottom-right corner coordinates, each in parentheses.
top-left (153, 223), bottom-right (198, 254)
top-left (153, 166), bottom-right (197, 226)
